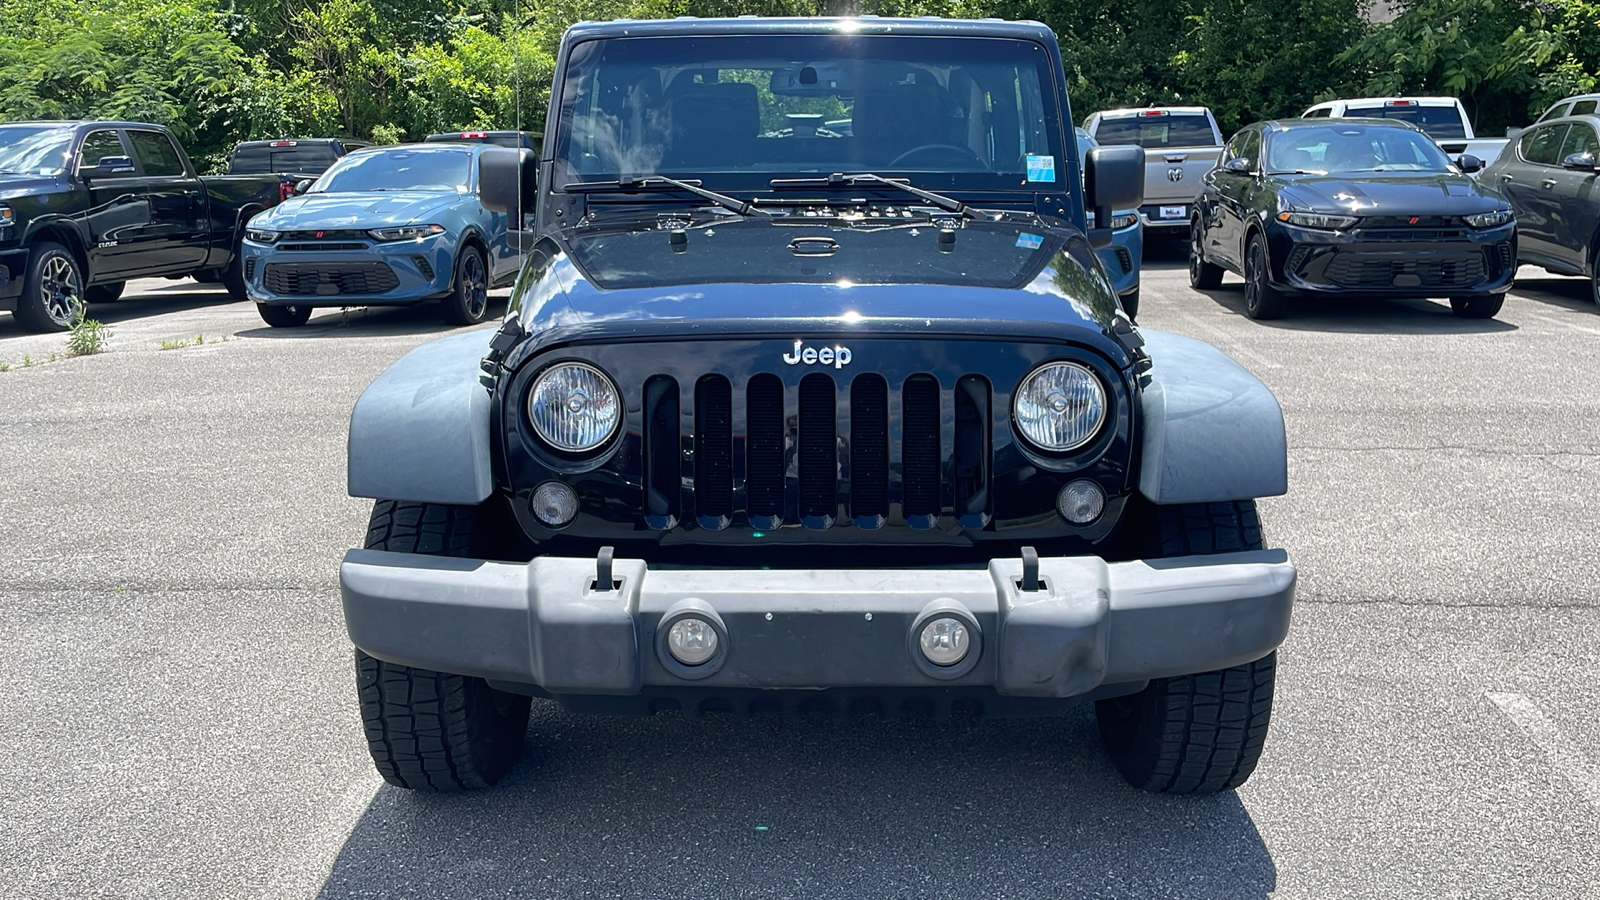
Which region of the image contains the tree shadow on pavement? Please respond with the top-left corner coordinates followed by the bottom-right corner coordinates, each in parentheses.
top-left (235, 296), bottom-right (509, 340)
top-left (316, 704), bottom-right (1276, 899)
top-left (1191, 284), bottom-right (1519, 335)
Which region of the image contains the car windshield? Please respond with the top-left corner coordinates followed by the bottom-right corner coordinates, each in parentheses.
top-left (1092, 113), bottom-right (1216, 149)
top-left (311, 148), bottom-right (472, 193)
top-left (1343, 105), bottom-right (1467, 140)
top-left (1265, 124), bottom-right (1454, 174)
top-left (553, 34), bottom-right (1064, 192)
top-left (231, 144), bottom-right (341, 175)
top-left (0, 125), bottom-right (75, 175)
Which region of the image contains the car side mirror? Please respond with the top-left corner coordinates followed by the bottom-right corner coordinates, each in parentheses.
top-left (1084, 145), bottom-right (1143, 249)
top-left (78, 156), bottom-right (135, 179)
top-left (294, 179), bottom-right (312, 196)
top-left (479, 148), bottom-right (537, 215)
top-left (1562, 151), bottom-right (1599, 172)
top-left (1456, 154), bottom-right (1485, 173)
top-left (1222, 157), bottom-right (1254, 176)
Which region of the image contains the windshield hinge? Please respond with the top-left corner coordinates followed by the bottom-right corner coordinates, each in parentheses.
top-left (479, 316), bottom-right (527, 388)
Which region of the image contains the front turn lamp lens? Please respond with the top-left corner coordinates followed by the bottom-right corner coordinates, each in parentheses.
top-left (667, 617), bottom-right (719, 666)
top-left (918, 617), bottom-right (971, 666)
top-left (1014, 362), bottom-right (1107, 452)
top-left (531, 481), bottom-right (578, 526)
top-left (1058, 480), bottom-right (1106, 524)
top-left (528, 362), bottom-right (621, 452)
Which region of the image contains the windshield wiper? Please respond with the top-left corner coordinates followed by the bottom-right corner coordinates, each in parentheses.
top-left (769, 173), bottom-right (980, 219)
top-left (564, 176), bottom-right (771, 217)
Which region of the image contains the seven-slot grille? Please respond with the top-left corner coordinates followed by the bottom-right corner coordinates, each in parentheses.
top-left (643, 371), bottom-right (991, 530)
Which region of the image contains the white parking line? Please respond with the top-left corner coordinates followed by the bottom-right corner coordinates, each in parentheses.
top-left (1521, 312), bottom-right (1600, 336)
top-left (1488, 691), bottom-right (1600, 810)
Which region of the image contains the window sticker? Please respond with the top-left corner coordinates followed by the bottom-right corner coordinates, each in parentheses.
top-left (1025, 154), bottom-right (1057, 182)
top-left (1015, 233), bottom-right (1044, 249)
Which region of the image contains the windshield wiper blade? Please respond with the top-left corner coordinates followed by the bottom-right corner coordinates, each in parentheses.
top-left (564, 176), bottom-right (770, 217)
top-left (769, 173), bottom-right (979, 219)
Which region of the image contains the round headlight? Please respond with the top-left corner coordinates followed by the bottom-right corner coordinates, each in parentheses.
top-left (527, 362), bottom-right (620, 452)
top-left (1013, 362), bottom-right (1106, 452)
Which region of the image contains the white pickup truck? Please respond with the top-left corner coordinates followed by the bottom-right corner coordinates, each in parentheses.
top-left (1081, 106), bottom-right (1223, 234)
top-left (1300, 97), bottom-right (1510, 163)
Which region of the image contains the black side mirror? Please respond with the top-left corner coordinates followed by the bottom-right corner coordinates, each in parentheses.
top-left (294, 179), bottom-right (312, 195)
top-left (1084, 145), bottom-right (1143, 249)
top-left (1222, 157), bottom-right (1254, 175)
top-left (1456, 154), bottom-right (1485, 173)
top-left (480, 148), bottom-right (536, 215)
top-left (78, 155), bottom-right (135, 179)
top-left (1562, 151), bottom-right (1599, 172)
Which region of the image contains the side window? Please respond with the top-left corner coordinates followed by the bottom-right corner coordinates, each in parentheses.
top-left (1223, 129), bottom-right (1248, 164)
top-left (1238, 129), bottom-right (1262, 169)
top-left (1559, 124), bottom-right (1600, 159)
top-left (1520, 125), bottom-right (1569, 165)
top-left (128, 131), bottom-right (186, 177)
top-left (1304, 107), bottom-right (1332, 118)
top-left (79, 130), bottom-right (128, 168)
top-left (1571, 100), bottom-right (1598, 117)
top-left (1539, 102), bottom-right (1573, 122)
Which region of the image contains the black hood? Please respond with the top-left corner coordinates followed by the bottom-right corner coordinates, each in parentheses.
top-left (1274, 172), bottom-right (1503, 218)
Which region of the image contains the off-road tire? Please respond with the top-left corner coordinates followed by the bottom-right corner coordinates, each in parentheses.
top-left (1189, 219), bottom-right (1224, 289)
top-left (85, 281), bottom-right (125, 304)
top-left (14, 241), bottom-right (85, 332)
top-left (355, 500), bottom-right (532, 791)
top-left (441, 245), bottom-right (490, 325)
top-left (1449, 293), bottom-right (1503, 319)
top-left (257, 303), bottom-right (312, 328)
top-left (1243, 233), bottom-right (1286, 320)
top-left (1095, 500), bottom-right (1277, 794)
top-left (1119, 288), bottom-right (1140, 321)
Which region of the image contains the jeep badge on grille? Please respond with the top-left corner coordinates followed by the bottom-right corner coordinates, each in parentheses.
top-left (782, 340), bottom-right (852, 369)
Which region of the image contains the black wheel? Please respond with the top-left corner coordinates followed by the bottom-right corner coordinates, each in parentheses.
top-left (1449, 293), bottom-right (1503, 319)
top-left (1589, 252), bottom-right (1599, 311)
top-left (1242, 232), bottom-right (1287, 320)
top-left (357, 500), bottom-right (532, 791)
top-left (14, 242), bottom-right (85, 332)
top-left (221, 240), bottom-right (248, 300)
top-left (1096, 500), bottom-right (1278, 794)
top-left (85, 281), bottom-right (125, 304)
top-left (256, 303), bottom-right (312, 328)
top-left (1189, 219), bottom-right (1224, 289)
top-left (1118, 288), bottom-right (1140, 321)
top-left (441, 245), bottom-right (489, 325)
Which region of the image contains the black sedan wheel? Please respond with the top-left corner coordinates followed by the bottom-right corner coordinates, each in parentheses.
top-left (1189, 220), bottom-right (1223, 289)
top-left (1449, 294), bottom-right (1504, 319)
top-left (442, 245), bottom-right (489, 326)
top-left (257, 303), bottom-right (312, 328)
top-left (15, 242), bottom-right (85, 332)
top-left (1242, 233), bottom-right (1287, 320)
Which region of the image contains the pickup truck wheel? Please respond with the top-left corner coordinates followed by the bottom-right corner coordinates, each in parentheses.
top-left (1242, 233), bottom-right (1286, 320)
top-left (85, 281), bottom-right (125, 304)
top-left (193, 269), bottom-right (220, 284)
top-left (1118, 288), bottom-right (1140, 321)
top-left (355, 500), bottom-right (531, 791)
top-left (441, 245), bottom-right (489, 325)
top-left (221, 248), bottom-right (248, 300)
top-left (1588, 254), bottom-right (1599, 311)
top-left (1095, 500), bottom-right (1278, 794)
top-left (1189, 220), bottom-right (1224, 289)
top-left (256, 303), bottom-right (312, 328)
top-left (1449, 293), bottom-right (1503, 319)
top-left (15, 242), bottom-right (85, 332)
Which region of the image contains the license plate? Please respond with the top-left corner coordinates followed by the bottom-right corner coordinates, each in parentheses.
top-left (1159, 205), bottom-right (1187, 219)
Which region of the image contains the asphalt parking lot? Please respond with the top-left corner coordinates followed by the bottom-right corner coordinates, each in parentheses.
top-left (1, 243), bottom-right (1596, 899)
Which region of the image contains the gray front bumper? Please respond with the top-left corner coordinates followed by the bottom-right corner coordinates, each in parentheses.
top-left (340, 550), bottom-right (1295, 698)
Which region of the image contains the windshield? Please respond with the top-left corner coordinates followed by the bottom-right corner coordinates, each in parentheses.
top-left (1092, 113), bottom-right (1216, 149)
top-left (1343, 105), bottom-right (1467, 140)
top-left (311, 148), bottom-right (472, 193)
top-left (231, 145), bottom-right (341, 175)
top-left (0, 125), bottom-right (75, 175)
top-left (1265, 124), bottom-right (1455, 174)
top-left (553, 34), bottom-right (1064, 192)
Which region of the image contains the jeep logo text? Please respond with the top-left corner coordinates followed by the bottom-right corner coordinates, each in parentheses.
top-left (782, 340), bottom-right (852, 368)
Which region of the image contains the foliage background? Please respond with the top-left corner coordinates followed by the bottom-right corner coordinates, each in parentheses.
top-left (0, 0), bottom-right (1592, 170)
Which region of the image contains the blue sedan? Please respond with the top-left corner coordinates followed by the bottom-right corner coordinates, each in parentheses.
top-left (1077, 128), bottom-right (1143, 318)
top-left (241, 144), bottom-right (525, 327)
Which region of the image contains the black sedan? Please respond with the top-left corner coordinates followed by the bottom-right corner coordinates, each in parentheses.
top-left (1190, 119), bottom-right (1516, 319)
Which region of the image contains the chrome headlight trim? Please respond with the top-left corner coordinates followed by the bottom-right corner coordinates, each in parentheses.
top-left (1012, 361), bottom-right (1108, 453)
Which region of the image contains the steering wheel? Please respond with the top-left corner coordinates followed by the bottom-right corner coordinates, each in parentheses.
top-left (888, 143), bottom-right (983, 167)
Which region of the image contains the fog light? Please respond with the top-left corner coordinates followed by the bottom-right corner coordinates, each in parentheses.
top-left (531, 481), bottom-right (578, 527)
top-left (1057, 480), bottom-right (1105, 524)
top-left (918, 617), bottom-right (970, 666)
top-left (667, 617), bottom-right (719, 666)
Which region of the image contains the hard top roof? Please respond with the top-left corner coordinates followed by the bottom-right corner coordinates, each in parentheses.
top-left (563, 16), bottom-right (1054, 42)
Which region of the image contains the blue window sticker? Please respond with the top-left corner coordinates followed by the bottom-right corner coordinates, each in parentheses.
top-left (1015, 233), bottom-right (1044, 249)
top-left (1025, 154), bottom-right (1057, 182)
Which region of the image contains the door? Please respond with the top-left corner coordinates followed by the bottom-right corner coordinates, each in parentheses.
top-left (1551, 122), bottom-right (1600, 268)
top-left (1499, 124), bottom-right (1568, 264)
top-left (126, 129), bottom-right (208, 272)
top-left (75, 129), bottom-right (151, 281)
top-left (1213, 128), bottom-right (1262, 269)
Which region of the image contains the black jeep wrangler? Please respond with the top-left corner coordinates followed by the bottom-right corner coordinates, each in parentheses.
top-left (339, 17), bottom-right (1296, 795)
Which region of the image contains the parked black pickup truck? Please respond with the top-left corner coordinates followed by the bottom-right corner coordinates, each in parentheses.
top-left (0, 121), bottom-right (292, 332)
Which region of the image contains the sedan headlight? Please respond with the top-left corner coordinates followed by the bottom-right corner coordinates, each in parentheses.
top-left (1464, 209), bottom-right (1514, 228)
top-left (245, 228), bottom-right (279, 243)
top-left (1277, 212), bottom-right (1358, 229)
top-left (369, 224), bottom-right (445, 242)
top-left (527, 362), bottom-right (621, 452)
top-left (1014, 362), bottom-right (1107, 452)
top-left (1108, 213), bottom-right (1138, 230)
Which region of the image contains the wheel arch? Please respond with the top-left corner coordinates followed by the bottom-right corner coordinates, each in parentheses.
top-left (24, 219), bottom-right (89, 278)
